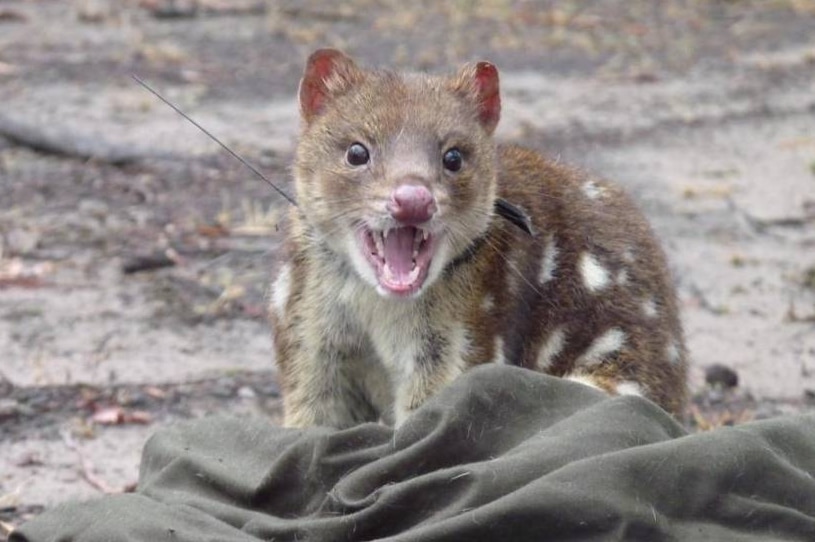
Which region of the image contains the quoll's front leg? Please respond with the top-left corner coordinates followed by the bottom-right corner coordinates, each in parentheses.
top-left (391, 324), bottom-right (471, 426)
top-left (277, 317), bottom-right (392, 428)
top-left (272, 267), bottom-right (387, 428)
top-left (280, 351), bottom-right (381, 429)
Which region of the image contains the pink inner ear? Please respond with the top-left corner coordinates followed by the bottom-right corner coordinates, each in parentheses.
top-left (474, 62), bottom-right (500, 132)
top-left (300, 49), bottom-right (347, 121)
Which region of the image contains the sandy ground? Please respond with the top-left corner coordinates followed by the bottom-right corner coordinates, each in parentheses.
top-left (1, 0), bottom-right (814, 535)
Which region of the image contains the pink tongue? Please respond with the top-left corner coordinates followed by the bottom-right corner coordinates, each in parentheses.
top-left (383, 227), bottom-right (416, 277)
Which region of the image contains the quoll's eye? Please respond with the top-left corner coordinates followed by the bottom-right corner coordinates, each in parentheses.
top-left (346, 143), bottom-right (370, 166)
top-left (442, 148), bottom-right (463, 173)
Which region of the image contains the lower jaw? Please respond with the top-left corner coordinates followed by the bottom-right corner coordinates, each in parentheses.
top-left (369, 264), bottom-right (429, 298)
top-left (376, 279), bottom-right (423, 299)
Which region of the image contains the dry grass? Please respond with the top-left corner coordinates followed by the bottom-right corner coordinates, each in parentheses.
top-left (136, 40), bottom-right (189, 65)
top-left (688, 403), bottom-right (755, 431)
top-left (216, 196), bottom-right (280, 236)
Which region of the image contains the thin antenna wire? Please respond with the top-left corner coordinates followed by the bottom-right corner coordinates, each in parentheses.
top-left (131, 74), bottom-right (298, 207)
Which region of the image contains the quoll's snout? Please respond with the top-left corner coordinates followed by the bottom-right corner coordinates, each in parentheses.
top-left (387, 184), bottom-right (437, 225)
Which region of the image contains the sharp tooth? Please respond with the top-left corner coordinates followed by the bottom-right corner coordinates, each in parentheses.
top-left (422, 229), bottom-right (429, 241)
top-left (384, 227), bottom-right (391, 241)
top-left (374, 231), bottom-right (384, 255)
top-left (408, 265), bottom-right (420, 282)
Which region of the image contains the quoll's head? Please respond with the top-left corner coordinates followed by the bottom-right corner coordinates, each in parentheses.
top-left (294, 49), bottom-right (501, 299)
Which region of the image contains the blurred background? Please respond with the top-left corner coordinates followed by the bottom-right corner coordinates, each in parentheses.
top-left (1, 0), bottom-right (814, 532)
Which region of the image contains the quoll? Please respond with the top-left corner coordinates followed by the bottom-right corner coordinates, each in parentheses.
top-left (270, 49), bottom-right (687, 427)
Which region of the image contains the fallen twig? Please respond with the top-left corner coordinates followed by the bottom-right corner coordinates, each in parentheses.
top-left (60, 430), bottom-right (125, 494)
top-left (122, 251), bottom-right (179, 274)
top-left (143, 0), bottom-right (268, 19)
top-left (0, 114), bottom-right (174, 165)
top-left (786, 301), bottom-right (815, 323)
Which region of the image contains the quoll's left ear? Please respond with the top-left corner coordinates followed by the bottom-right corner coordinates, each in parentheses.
top-left (451, 61), bottom-right (501, 134)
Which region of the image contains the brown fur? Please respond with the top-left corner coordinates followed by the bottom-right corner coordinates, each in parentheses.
top-left (270, 50), bottom-right (687, 427)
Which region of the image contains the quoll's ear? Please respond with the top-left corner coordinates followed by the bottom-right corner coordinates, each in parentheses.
top-left (299, 49), bottom-right (363, 123)
top-left (451, 61), bottom-right (501, 134)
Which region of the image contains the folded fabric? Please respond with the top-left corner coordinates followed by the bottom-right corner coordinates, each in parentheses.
top-left (13, 365), bottom-right (815, 541)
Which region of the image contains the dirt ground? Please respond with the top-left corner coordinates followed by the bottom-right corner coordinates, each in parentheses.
top-left (1, 0), bottom-right (814, 536)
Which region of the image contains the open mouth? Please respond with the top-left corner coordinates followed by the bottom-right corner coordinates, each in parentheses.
top-left (357, 226), bottom-right (435, 297)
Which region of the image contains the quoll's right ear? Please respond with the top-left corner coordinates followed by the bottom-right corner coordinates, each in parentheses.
top-left (299, 49), bottom-right (363, 123)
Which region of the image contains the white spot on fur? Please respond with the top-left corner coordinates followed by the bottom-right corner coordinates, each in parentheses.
top-left (582, 180), bottom-right (605, 200)
top-left (481, 294), bottom-right (495, 311)
top-left (538, 234), bottom-right (558, 284)
top-left (271, 264), bottom-right (292, 317)
top-left (565, 375), bottom-right (604, 391)
top-left (616, 381), bottom-right (643, 397)
top-left (536, 327), bottom-right (566, 370)
top-left (577, 328), bottom-right (626, 367)
top-left (422, 241), bottom-right (453, 296)
top-left (666, 340), bottom-right (682, 365)
top-left (344, 232), bottom-right (381, 292)
top-left (494, 336), bottom-right (506, 365)
top-left (580, 252), bottom-right (610, 292)
top-left (622, 248), bottom-right (635, 264)
top-left (642, 297), bottom-right (658, 318)
top-left (615, 269), bottom-right (629, 286)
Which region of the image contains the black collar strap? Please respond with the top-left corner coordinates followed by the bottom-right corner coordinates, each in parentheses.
top-left (443, 199), bottom-right (533, 275)
top-left (494, 198), bottom-right (533, 236)
top-left (444, 234), bottom-right (488, 275)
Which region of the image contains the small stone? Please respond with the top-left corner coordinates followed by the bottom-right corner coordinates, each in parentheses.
top-left (212, 378), bottom-right (235, 398)
top-left (115, 388), bottom-right (148, 407)
top-left (0, 374), bottom-right (13, 396)
top-left (5, 228), bottom-right (40, 255)
top-left (706, 388), bottom-right (725, 404)
top-left (753, 402), bottom-right (782, 420)
top-left (15, 451), bottom-right (44, 467)
top-left (78, 199), bottom-right (109, 218)
top-left (257, 381), bottom-right (281, 398)
top-left (237, 386), bottom-right (256, 399)
top-left (0, 398), bottom-right (22, 420)
top-left (705, 364), bottom-right (739, 389)
top-left (0, 8), bottom-right (28, 22)
top-left (76, 0), bottom-right (111, 23)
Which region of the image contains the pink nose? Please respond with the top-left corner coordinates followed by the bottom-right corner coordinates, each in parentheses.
top-left (387, 185), bottom-right (437, 225)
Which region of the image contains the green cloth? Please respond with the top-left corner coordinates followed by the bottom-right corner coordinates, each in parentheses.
top-left (13, 365), bottom-right (815, 541)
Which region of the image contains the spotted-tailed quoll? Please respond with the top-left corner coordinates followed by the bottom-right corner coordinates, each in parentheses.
top-left (270, 49), bottom-right (687, 428)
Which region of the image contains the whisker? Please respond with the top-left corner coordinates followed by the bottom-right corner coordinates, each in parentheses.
top-left (132, 75), bottom-right (298, 207)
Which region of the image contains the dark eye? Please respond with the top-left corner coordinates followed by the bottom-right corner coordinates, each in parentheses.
top-left (346, 143), bottom-right (370, 166)
top-left (442, 148), bottom-right (463, 173)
